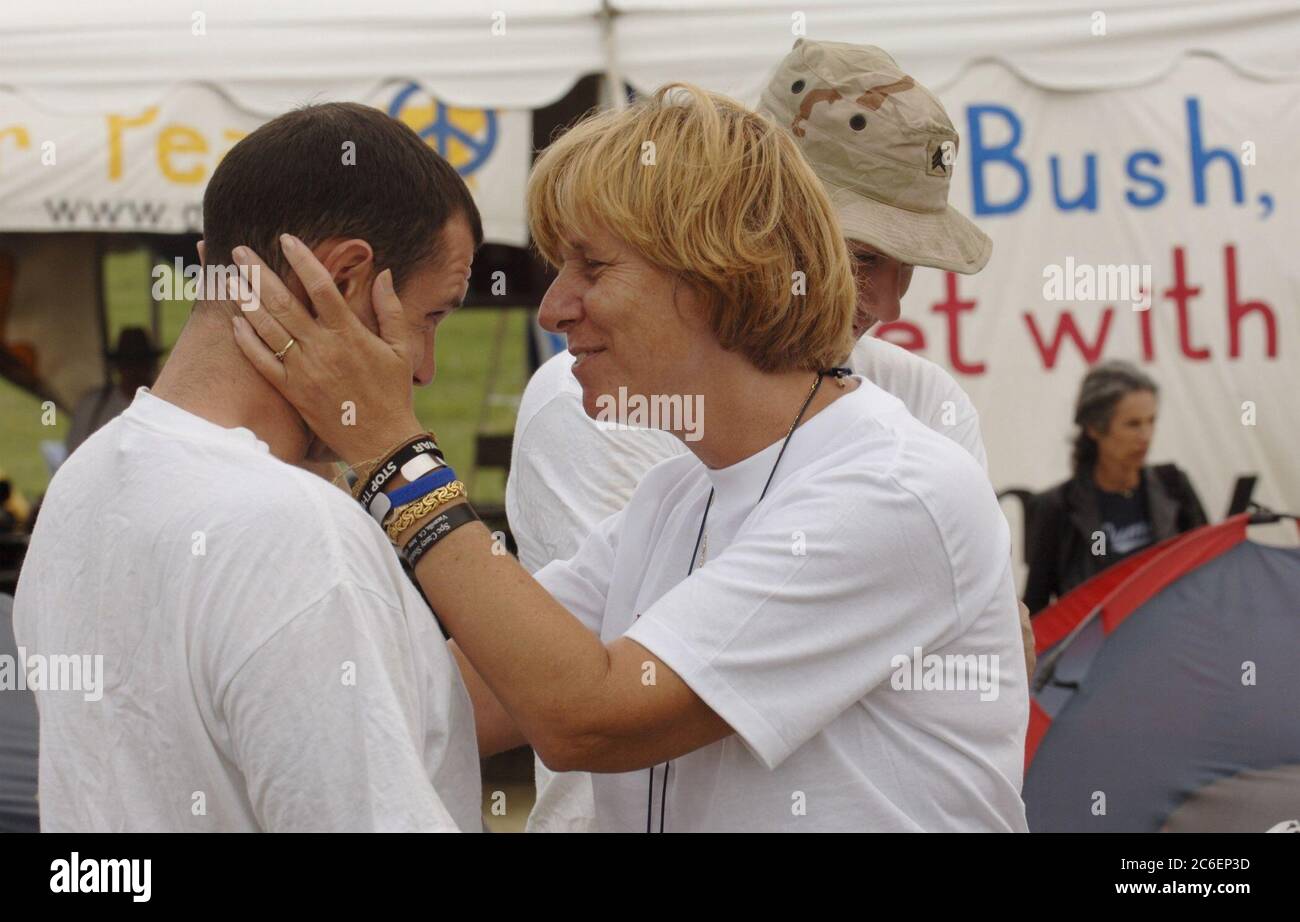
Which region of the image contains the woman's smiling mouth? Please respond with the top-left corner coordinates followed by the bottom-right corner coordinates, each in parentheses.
top-left (571, 347), bottom-right (606, 369)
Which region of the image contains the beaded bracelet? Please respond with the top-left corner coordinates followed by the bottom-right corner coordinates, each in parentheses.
top-left (384, 481), bottom-right (466, 543)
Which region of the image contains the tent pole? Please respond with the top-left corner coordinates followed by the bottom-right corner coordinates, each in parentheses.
top-left (94, 235), bottom-right (109, 389)
top-left (147, 239), bottom-right (162, 351)
top-left (600, 1), bottom-right (627, 111)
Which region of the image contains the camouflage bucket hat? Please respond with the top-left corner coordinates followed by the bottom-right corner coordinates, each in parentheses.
top-left (758, 39), bottom-right (991, 274)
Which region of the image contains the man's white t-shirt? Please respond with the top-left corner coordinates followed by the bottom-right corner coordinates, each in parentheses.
top-left (65, 383), bottom-right (132, 454)
top-left (507, 350), bottom-right (688, 576)
top-left (13, 390), bottom-right (482, 832)
top-left (848, 335), bottom-right (987, 471)
top-left (508, 343), bottom-right (1017, 832)
top-left (534, 377), bottom-right (1027, 831)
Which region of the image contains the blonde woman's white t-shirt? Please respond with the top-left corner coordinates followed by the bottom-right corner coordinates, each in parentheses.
top-left (509, 340), bottom-right (993, 832)
top-left (531, 377), bottom-right (1026, 832)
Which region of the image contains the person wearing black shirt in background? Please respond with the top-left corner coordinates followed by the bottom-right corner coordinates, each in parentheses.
top-left (1024, 361), bottom-right (1207, 614)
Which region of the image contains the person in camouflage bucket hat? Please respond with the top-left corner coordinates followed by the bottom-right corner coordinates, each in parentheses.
top-left (759, 39), bottom-right (992, 337)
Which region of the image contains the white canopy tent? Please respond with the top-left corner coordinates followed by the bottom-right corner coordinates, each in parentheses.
top-left (6, 0), bottom-right (1297, 112)
top-left (0, 0), bottom-right (608, 112)
top-left (6, 0), bottom-right (1296, 110)
top-left (615, 0), bottom-right (1300, 99)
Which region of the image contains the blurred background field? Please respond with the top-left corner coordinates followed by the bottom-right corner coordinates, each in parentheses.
top-left (0, 248), bottom-right (531, 505)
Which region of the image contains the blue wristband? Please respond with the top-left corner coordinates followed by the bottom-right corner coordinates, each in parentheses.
top-left (384, 465), bottom-right (457, 509)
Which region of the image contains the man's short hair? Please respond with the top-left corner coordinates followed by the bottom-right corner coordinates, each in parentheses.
top-left (203, 102), bottom-right (482, 288)
top-left (527, 84), bottom-right (855, 373)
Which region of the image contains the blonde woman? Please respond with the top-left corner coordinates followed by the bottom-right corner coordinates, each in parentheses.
top-left (231, 85), bottom-right (1029, 832)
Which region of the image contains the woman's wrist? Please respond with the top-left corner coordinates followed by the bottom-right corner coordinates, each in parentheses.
top-left (394, 497), bottom-right (476, 550)
top-left (350, 429), bottom-right (446, 520)
top-left (339, 414), bottom-right (425, 470)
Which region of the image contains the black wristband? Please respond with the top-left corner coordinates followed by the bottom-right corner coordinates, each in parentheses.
top-left (355, 435), bottom-right (444, 511)
top-left (401, 502), bottom-right (482, 569)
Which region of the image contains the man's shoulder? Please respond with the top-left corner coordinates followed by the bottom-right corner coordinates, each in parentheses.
top-left (229, 461), bottom-right (392, 560)
top-left (56, 424), bottom-right (386, 564)
top-left (510, 354), bottom-right (684, 477)
top-left (516, 352), bottom-right (580, 431)
top-left (823, 385), bottom-right (992, 514)
top-left (850, 336), bottom-right (986, 468)
top-left (182, 466), bottom-right (413, 648)
top-left (850, 336), bottom-right (971, 408)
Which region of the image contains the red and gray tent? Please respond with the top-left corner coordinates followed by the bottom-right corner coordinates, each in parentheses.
top-left (1024, 513), bottom-right (1300, 833)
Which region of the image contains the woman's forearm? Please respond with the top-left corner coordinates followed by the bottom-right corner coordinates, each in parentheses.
top-left (412, 508), bottom-right (617, 765)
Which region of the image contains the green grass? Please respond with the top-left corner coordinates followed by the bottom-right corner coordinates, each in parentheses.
top-left (1, 247), bottom-right (530, 505)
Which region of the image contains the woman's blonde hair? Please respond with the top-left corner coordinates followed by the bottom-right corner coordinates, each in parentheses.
top-left (527, 83), bottom-right (856, 372)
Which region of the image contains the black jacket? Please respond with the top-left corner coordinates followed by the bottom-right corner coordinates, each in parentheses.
top-left (1023, 463), bottom-right (1207, 614)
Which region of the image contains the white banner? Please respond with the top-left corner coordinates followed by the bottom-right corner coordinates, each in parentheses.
top-left (868, 56), bottom-right (1298, 531)
top-left (0, 83), bottom-right (531, 245)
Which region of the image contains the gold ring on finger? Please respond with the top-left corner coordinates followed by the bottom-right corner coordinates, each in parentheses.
top-left (273, 338), bottom-right (297, 362)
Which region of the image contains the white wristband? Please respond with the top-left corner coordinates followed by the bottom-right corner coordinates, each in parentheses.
top-left (368, 455), bottom-right (447, 525)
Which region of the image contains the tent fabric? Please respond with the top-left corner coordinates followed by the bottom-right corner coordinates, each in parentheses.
top-left (614, 0), bottom-right (1300, 103)
top-left (1032, 515), bottom-right (1251, 654)
top-left (0, 0), bottom-right (606, 113)
top-left (6, 1), bottom-right (1299, 117)
top-left (1031, 533), bottom-right (1186, 654)
top-left (1024, 523), bottom-right (1300, 832)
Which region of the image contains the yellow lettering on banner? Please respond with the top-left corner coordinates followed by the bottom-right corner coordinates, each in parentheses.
top-left (158, 124), bottom-right (208, 183)
top-left (0, 126), bottom-right (32, 148)
top-left (107, 106), bottom-right (159, 180)
top-left (0, 125), bottom-right (31, 168)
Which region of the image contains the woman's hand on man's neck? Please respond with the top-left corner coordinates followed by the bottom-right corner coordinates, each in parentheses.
top-left (150, 305), bottom-right (315, 464)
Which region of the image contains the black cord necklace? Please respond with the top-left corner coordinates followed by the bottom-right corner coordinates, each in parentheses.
top-left (645, 367), bottom-right (846, 833)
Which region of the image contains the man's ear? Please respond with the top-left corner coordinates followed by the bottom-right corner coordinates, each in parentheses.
top-left (196, 240), bottom-right (206, 267)
top-left (317, 239), bottom-right (376, 305)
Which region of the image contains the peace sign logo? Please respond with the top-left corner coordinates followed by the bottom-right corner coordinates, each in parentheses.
top-left (387, 82), bottom-right (499, 178)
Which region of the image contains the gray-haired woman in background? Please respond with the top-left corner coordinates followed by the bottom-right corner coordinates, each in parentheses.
top-left (1023, 360), bottom-right (1207, 614)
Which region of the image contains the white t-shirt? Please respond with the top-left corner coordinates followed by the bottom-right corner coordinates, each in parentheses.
top-left (534, 378), bottom-right (1027, 831)
top-left (507, 340), bottom-right (992, 832)
top-left (65, 383), bottom-right (132, 454)
top-left (13, 389), bottom-right (481, 832)
top-left (848, 335), bottom-right (987, 471)
top-left (509, 339), bottom-right (984, 574)
top-left (507, 350), bottom-right (688, 575)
